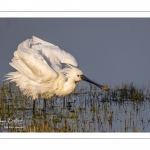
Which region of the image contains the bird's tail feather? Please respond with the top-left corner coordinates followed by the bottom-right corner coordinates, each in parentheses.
top-left (5, 71), bottom-right (21, 83)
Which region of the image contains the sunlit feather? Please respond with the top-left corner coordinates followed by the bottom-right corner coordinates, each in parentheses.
top-left (6, 36), bottom-right (108, 100)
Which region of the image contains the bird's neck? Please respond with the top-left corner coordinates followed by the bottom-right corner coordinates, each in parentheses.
top-left (63, 79), bottom-right (76, 94)
top-left (55, 78), bottom-right (76, 97)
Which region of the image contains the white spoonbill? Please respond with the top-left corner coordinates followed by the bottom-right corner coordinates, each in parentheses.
top-left (6, 36), bottom-right (109, 112)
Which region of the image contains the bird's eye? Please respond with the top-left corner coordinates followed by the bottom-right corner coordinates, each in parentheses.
top-left (77, 75), bottom-right (80, 77)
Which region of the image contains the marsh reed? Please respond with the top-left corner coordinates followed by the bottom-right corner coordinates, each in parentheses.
top-left (0, 82), bottom-right (150, 132)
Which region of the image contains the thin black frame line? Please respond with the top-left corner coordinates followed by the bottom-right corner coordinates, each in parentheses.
top-left (1, 11), bottom-right (150, 12)
top-left (1, 17), bottom-right (150, 19)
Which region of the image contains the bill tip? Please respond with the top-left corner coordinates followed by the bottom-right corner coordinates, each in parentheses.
top-left (102, 87), bottom-right (109, 91)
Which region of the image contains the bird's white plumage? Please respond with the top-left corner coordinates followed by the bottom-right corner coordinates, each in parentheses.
top-left (6, 36), bottom-right (83, 99)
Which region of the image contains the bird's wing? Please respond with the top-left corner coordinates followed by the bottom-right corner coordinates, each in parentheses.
top-left (30, 36), bottom-right (78, 71)
top-left (12, 39), bottom-right (58, 83)
top-left (10, 36), bottom-right (78, 84)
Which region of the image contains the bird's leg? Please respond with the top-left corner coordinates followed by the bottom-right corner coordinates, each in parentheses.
top-left (63, 97), bottom-right (65, 110)
top-left (33, 100), bottom-right (36, 113)
top-left (42, 98), bottom-right (47, 112)
top-left (44, 98), bottom-right (47, 112)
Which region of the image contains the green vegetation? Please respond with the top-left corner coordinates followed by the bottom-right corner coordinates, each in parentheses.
top-left (0, 82), bottom-right (150, 132)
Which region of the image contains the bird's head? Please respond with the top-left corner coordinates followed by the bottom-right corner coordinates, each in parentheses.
top-left (71, 67), bottom-right (109, 91)
top-left (67, 67), bottom-right (83, 84)
top-left (60, 65), bottom-right (109, 91)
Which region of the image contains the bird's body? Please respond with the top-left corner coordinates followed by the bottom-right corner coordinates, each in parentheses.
top-left (6, 36), bottom-right (109, 102)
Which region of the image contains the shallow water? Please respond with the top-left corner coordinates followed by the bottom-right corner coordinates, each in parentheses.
top-left (0, 83), bottom-right (150, 132)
